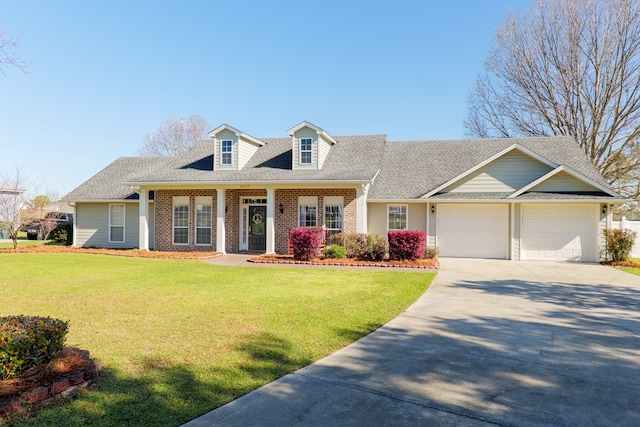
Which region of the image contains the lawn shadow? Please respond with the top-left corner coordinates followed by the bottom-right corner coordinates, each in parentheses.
top-left (197, 277), bottom-right (640, 426)
top-left (7, 332), bottom-right (313, 427)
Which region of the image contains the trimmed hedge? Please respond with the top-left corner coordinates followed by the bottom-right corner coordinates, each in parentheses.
top-left (289, 227), bottom-right (322, 260)
top-left (604, 228), bottom-right (637, 261)
top-left (388, 230), bottom-right (426, 260)
top-left (1, 315), bottom-right (69, 379)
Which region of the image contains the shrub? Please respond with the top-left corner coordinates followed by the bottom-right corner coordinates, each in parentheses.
top-left (604, 228), bottom-right (637, 261)
top-left (423, 246), bottom-right (439, 259)
top-left (324, 244), bottom-right (347, 259)
top-left (1, 315), bottom-right (69, 379)
top-left (50, 222), bottom-right (73, 245)
top-left (388, 230), bottom-right (426, 260)
top-left (342, 233), bottom-right (369, 258)
top-left (289, 227), bottom-right (322, 260)
top-left (329, 233), bottom-right (344, 246)
top-left (361, 234), bottom-right (387, 261)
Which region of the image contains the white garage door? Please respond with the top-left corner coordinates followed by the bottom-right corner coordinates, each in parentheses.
top-left (521, 204), bottom-right (598, 262)
top-left (438, 204), bottom-right (509, 259)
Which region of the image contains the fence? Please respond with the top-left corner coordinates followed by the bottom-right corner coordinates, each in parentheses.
top-left (612, 217), bottom-right (640, 258)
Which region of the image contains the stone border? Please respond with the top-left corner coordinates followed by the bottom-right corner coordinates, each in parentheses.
top-left (249, 257), bottom-right (439, 270)
top-left (0, 360), bottom-right (101, 420)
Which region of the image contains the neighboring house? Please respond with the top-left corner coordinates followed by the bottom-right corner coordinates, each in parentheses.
top-left (62, 121), bottom-right (624, 262)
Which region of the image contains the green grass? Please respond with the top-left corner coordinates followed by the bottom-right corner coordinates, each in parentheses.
top-left (621, 257), bottom-right (640, 276)
top-left (1, 254), bottom-right (433, 426)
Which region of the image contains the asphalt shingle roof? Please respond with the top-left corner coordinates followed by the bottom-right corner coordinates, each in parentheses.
top-left (62, 134), bottom-right (619, 202)
top-left (368, 136), bottom-right (611, 199)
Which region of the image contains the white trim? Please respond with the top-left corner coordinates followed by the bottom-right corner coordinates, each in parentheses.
top-left (287, 121), bottom-right (337, 145)
top-left (138, 189), bottom-right (149, 250)
top-left (421, 144), bottom-right (559, 199)
top-left (299, 137), bottom-right (313, 165)
top-left (108, 203), bottom-right (126, 243)
top-left (387, 203), bottom-right (408, 231)
top-left (298, 196), bottom-right (318, 227)
top-left (238, 195), bottom-right (267, 252)
top-left (508, 165), bottom-right (621, 198)
top-left (216, 190), bottom-right (226, 253)
top-left (208, 123), bottom-right (264, 146)
top-left (194, 196), bottom-right (213, 246)
top-left (173, 196), bottom-right (189, 246)
top-left (266, 188), bottom-right (275, 254)
top-left (220, 139), bottom-right (233, 166)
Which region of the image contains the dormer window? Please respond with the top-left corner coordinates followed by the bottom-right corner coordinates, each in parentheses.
top-left (300, 138), bottom-right (312, 164)
top-left (221, 140), bottom-right (233, 165)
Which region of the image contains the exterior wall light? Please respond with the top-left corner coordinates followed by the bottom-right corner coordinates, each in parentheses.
top-left (431, 205), bottom-right (435, 214)
top-left (279, 203), bottom-right (284, 214)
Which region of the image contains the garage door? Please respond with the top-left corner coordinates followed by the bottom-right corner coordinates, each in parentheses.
top-left (438, 204), bottom-right (509, 259)
top-left (521, 204), bottom-right (598, 262)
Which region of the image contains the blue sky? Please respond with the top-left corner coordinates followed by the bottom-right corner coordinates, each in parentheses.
top-left (1, 0), bottom-right (530, 197)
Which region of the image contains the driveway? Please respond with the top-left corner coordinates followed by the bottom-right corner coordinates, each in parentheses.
top-left (184, 259), bottom-right (640, 426)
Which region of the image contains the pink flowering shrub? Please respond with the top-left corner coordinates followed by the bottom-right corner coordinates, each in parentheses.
top-left (388, 230), bottom-right (426, 260)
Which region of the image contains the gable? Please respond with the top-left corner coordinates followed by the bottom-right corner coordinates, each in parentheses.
top-left (443, 149), bottom-right (554, 193)
top-left (526, 170), bottom-right (602, 193)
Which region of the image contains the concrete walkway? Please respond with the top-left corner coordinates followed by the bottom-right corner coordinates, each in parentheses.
top-left (184, 259), bottom-right (640, 426)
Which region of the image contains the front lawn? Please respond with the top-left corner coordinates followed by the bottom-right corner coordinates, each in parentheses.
top-left (1, 254), bottom-right (433, 426)
top-left (621, 257), bottom-right (640, 276)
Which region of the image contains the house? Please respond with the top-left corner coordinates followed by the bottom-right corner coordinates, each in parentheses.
top-left (62, 121), bottom-right (624, 262)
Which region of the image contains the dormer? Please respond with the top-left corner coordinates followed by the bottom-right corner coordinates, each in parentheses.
top-left (208, 124), bottom-right (264, 171)
top-left (287, 121), bottom-right (337, 170)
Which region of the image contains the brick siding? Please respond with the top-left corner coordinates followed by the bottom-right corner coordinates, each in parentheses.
top-left (154, 188), bottom-right (357, 254)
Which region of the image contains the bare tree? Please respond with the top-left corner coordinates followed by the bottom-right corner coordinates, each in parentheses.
top-left (465, 0), bottom-right (640, 201)
top-left (0, 170), bottom-right (27, 249)
top-left (0, 25), bottom-right (28, 76)
top-left (138, 115), bottom-right (210, 157)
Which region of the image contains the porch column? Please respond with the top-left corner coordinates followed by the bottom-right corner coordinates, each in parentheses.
top-left (266, 188), bottom-right (276, 254)
top-left (356, 184), bottom-right (369, 233)
top-left (138, 189), bottom-right (149, 250)
top-left (217, 189), bottom-right (226, 254)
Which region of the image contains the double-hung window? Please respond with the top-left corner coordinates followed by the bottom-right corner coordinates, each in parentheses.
top-left (298, 196), bottom-right (317, 227)
top-left (195, 197), bottom-right (212, 245)
top-left (109, 204), bottom-right (125, 243)
top-left (300, 138), bottom-right (312, 164)
top-left (173, 196), bottom-right (189, 245)
top-left (387, 204), bottom-right (408, 230)
top-left (324, 196), bottom-right (343, 238)
top-left (221, 140), bottom-right (233, 165)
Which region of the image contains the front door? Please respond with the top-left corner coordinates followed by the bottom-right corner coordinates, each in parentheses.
top-left (248, 205), bottom-right (266, 251)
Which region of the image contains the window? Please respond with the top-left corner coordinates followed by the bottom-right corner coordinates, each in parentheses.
top-left (221, 140), bottom-right (232, 165)
top-left (324, 196), bottom-right (343, 238)
top-left (300, 138), bottom-right (312, 164)
top-left (109, 204), bottom-right (125, 243)
top-left (388, 204), bottom-right (408, 230)
top-left (298, 196), bottom-right (317, 227)
top-left (195, 197), bottom-right (212, 245)
top-left (173, 197), bottom-right (189, 245)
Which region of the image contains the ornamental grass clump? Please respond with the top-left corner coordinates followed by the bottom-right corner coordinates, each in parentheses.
top-left (604, 228), bottom-right (637, 261)
top-left (1, 315), bottom-right (69, 380)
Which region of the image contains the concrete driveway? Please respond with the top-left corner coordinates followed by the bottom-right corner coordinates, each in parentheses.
top-left (184, 259), bottom-right (640, 426)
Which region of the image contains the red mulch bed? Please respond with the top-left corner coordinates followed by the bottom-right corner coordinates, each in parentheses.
top-left (250, 255), bottom-right (439, 269)
top-left (602, 260), bottom-right (640, 268)
top-left (0, 246), bottom-right (221, 259)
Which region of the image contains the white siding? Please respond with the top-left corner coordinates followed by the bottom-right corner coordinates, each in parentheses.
top-left (317, 135), bottom-right (332, 169)
top-left (367, 203), bottom-right (387, 236)
top-left (444, 150), bottom-right (553, 193)
top-left (76, 202), bottom-right (142, 248)
top-left (367, 203), bottom-right (427, 237)
top-left (512, 203), bottom-right (521, 261)
top-left (292, 128), bottom-right (317, 170)
top-left (238, 139), bottom-right (260, 169)
top-left (215, 129), bottom-right (237, 171)
top-left (530, 171), bottom-right (599, 192)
